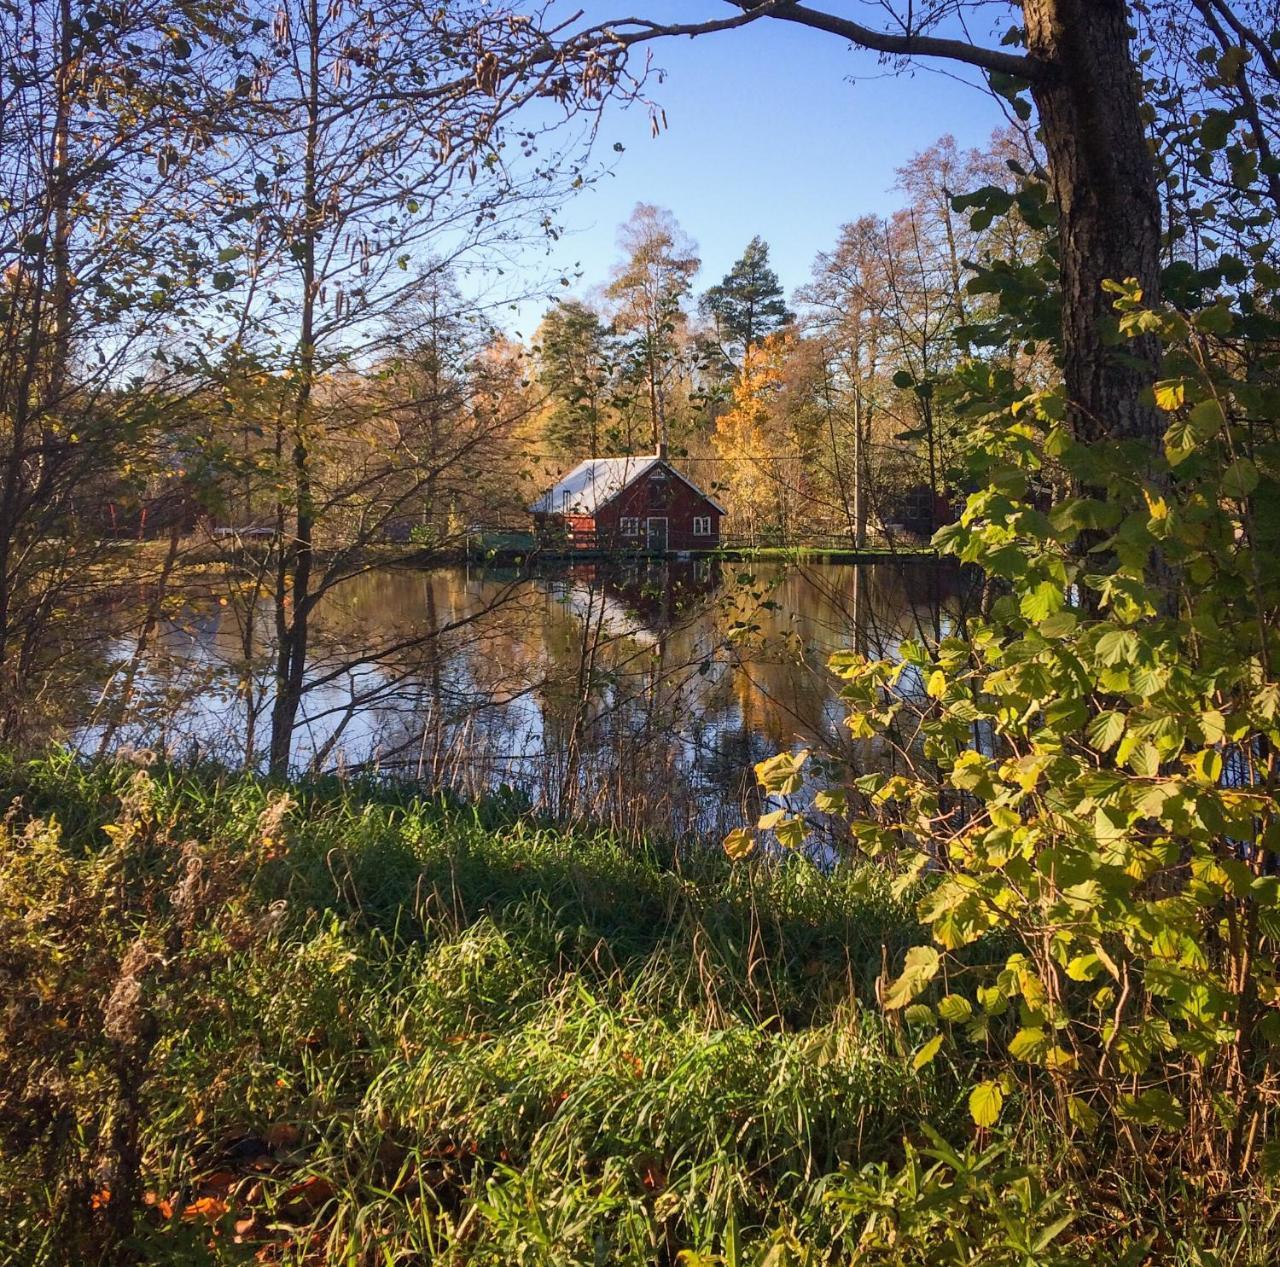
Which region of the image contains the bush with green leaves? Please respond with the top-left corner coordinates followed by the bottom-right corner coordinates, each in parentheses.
top-left (740, 261), bottom-right (1280, 1182)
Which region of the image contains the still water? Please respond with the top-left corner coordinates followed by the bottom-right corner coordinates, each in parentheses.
top-left (87, 559), bottom-right (966, 836)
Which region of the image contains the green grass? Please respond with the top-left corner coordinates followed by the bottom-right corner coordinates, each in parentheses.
top-left (710, 545), bottom-right (936, 563)
top-left (3, 753), bottom-right (1279, 1265)
top-left (0, 754), bottom-right (937, 1265)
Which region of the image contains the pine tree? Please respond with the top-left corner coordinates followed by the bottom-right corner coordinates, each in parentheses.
top-left (701, 236), bottom-right (794, 362)
top-left (535, 301), bottom-right (616, 458)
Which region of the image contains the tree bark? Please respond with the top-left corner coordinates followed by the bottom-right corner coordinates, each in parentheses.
top-left (1022, 0), bottom-right (1164, 448)
top-left (268, 0), bottom-right (322, 778)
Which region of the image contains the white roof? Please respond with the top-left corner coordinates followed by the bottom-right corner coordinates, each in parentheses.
top-left (530, 454), bottom-right (726, 516)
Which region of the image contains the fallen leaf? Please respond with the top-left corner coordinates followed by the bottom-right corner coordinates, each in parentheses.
top-left (143, 1190), bottom-right (175, 1219)
top-left (197, 1169), bottom-right (237, 1197)
top-left (280, 1176), bottom-right (335, 1210)
top-left (182, 1195), bottom-right (229, 1222)
top-left (264, 1122), bottom-right (300, 1149)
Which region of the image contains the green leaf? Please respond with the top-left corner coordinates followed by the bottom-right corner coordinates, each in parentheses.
top-left (774, 816), bottom-right (807, 850)
top-left (1154, 379), bottom-right (1186, 411)
top-left (1118, 1089), bottom-right (1186, 1131)
top-left (1088, 710), bottom-right (1126, 752)
top-left (1128, 741), bottom-right (1161, 777)
top-left (1189, 748), bottom-right (1223, 785)
top-left (1190, 397), bottom-right (1226, 436)
top-left (1199, 109), bottom-right (1234, 150)
top-left (1222, 458), bottom-right (1259, 498)
top-left (969, 1080), bottom-right (1004, 1127)
top-left (1038, 610), bottom-right (1077, 638)
top-left (1194, 303), bottom-right (1234, 335)
top-left (937, 993), bottom-right (973, 1023)
top-left (1164, 418), bottom-right (1199, 466)
top-left (1262, 1139), bottom-right (1280, 1181)
top-left (1067, 1095), bottom-right (1100, 1134)
top-left (1020, 580), bottom-right (1065, 622)
top-left (1066, 954), bottom-right (1101, 982)
top-left (1095, 629), bottom-right (1139, 667)
top-left (1009, 1027), bottom-right (1049, 1061)
top-left (813, 789), bottom-right (846, 815)
top-left (754, 749), bottom-right (809, 794)
top-left (950, 751), bottom-right (995, 798)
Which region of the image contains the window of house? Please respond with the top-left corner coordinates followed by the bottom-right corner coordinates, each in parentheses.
top-left (693, 515), bottom-right (712, 536)
top-left (904, 487), bottom-right (933, 526)
top-left (561, 490), bottom-right (572, 513)
top-left (620, 517), bottom-right (640, 536)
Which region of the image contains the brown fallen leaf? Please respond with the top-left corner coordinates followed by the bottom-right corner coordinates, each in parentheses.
top-left (264, 1122), bottom-right (301, 1149)
top-left (279, 1175), bottom-right (335, 1210)
top-left (143, 1190), bottom-right (175, 1219)
top-left (197, 1169), bottom-right (237, 1197)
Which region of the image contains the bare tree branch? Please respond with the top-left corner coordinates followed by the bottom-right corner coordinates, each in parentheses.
top-left (598, 0), bottom-right (1041, 82)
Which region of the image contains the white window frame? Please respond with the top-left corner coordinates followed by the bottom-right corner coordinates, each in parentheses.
top-left (620, 517), bottom-right (640, 536)
top-left (561, 489), bottom-right (572, 513)
top-left (693, 515), bottom-right (712, 536)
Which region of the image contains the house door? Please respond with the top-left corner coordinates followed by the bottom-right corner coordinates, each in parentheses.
top-left (646, 516), bottom-right (668, 553)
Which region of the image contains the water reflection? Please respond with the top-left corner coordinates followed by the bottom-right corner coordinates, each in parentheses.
top-left (84, 558), bottom-right (969, 837)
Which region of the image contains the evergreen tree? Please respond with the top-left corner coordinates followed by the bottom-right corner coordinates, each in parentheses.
top-left (701, 236), bottom-right (794, 361)
top-left (535, 301), bottom-right (616, 457)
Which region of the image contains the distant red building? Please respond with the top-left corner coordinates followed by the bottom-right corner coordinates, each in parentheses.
top-left (530, 451), bottom-right (724, 553)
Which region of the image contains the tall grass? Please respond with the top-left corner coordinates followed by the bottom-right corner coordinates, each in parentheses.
top-left (2, 752), bottom-right (1279, 1265)
top-left (0, 752), bottom-right (931, 1264)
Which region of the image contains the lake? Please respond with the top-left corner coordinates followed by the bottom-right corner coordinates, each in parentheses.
top-left (84, 557), bottom-right (967, 837)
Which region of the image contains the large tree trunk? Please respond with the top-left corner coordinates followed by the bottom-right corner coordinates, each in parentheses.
top-left (1023, 0), bottom-right (1164, 448)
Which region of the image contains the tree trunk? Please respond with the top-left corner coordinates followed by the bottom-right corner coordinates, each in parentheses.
top-left (268, 0), bottom-right (321, 778)
top-left (853, 387), bottom-right (866, 549)
top-left (1023, 0), bottom-right (1164, 448)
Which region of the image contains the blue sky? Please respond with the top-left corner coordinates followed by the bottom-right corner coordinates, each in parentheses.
top-left (498, 2), bottom-right (1012, 335)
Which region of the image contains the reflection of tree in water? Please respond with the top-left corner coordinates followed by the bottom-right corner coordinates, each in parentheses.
top-left (80, 557), bottom-right (972, 838)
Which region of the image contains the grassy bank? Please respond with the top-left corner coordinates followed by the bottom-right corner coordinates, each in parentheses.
top-left (709, 545), bottom-right (936, 564)
top-left (1, 755), bottom-right (1276, 1264)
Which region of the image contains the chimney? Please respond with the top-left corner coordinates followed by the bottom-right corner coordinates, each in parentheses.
top-left (656, 441), bottom-right (668, 461)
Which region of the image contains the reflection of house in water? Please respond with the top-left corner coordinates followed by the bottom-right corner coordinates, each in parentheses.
top-left (541, 558), bottom-right (723, 646)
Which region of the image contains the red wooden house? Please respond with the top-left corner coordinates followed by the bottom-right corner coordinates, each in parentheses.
top-left (530, 450), bottom-right (725, 553)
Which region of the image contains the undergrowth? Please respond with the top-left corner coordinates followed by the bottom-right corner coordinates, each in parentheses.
top-left (1, 751), bottom-right (1277, 1264)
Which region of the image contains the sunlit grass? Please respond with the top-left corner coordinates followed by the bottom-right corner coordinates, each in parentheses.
top-left (5, 753), bottom-right (1279, 1265)
top-left (0, 753), bottom-right (939, 1264)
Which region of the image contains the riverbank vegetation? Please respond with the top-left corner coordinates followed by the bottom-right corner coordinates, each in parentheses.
top-left (5, 753), bottom-right (1279, 1265)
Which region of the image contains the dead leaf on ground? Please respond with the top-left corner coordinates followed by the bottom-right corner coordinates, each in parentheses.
top-left (182, 1195), bottom-right (229, 1222)
top-left (264, 1122), bottom-right (301, 1149)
